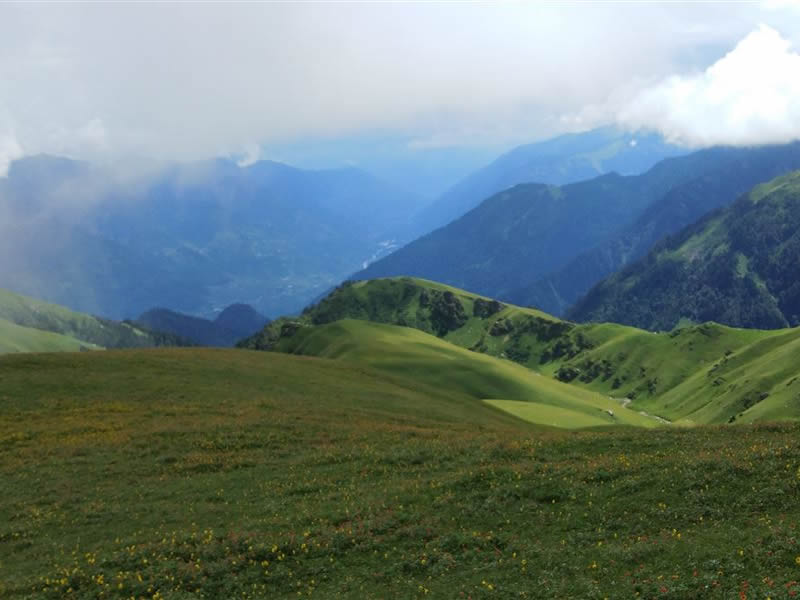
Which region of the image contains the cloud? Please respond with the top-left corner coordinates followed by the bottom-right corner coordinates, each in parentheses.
top-left (236, 143), bottom-right (262, 168)
top-left (619, 25), bottom-right (800, 147)
top-left (0, 3), bottom-right (797, 164)
top-left (0, 135), bottom-right (22, 177)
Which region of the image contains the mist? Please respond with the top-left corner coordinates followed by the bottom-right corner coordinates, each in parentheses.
top-left (2, 3), bottom-right (799, 175)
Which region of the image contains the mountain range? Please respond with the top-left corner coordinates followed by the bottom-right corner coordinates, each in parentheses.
top-left (569, 170), bottom-right (800, 330)
top-left (135, 303), bottom-right (269, 347)
top-left (0, 155), bottom-right (428, 319)
top-left (412, 126), bottom-right (685, 233)
top-left (352, 142), bottom-right (800, 305)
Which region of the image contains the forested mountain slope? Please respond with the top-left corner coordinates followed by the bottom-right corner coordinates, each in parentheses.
top-left (351, 144), bottom-right (800, 302)
top-left (508, 142), bottom-right (800, 314)
top-left (568, 170), bottom-right (800, 331)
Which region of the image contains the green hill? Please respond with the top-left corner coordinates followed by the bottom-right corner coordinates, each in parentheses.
top-left (273, 318), bottom-right (658, 429)
top-left (242, 277), bottom-right (800, 425)
top-left (0, 287), bottom-right (187, 351)
top-left (4, 348), bottom-right (800, 598)
top-left (0, 317), bottom-right (101, 353)
top-left (569, 170), bottom-right (800, 331)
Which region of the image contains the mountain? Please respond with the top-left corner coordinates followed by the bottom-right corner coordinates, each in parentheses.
top-left (0, 287), bottom-right (187, 352)
top-left (351, 144), bottom-right (791, 301)
top-left (0, 155), bottom-right (426, 319)
top-left (242, 276), bottom-right (800, 425)
top-left (135, 303), bottom-right (268, 346)
top-left (261, 133), bottom-right (497, 199)
top-left (213, 303), bottom-right (271, 339)
top-left (568, 170), bottom-right (800, 331)
top-left (507, 142), bottom-right (800, 314)
top-left (412, 126), bottom-right (686, 233)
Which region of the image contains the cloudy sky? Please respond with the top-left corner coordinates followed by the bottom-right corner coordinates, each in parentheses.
top-left (1, 2), bottom-right (800, 175)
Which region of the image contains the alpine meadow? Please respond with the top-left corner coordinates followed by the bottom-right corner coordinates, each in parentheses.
top-left (3, 4), bottom-right (800, 600)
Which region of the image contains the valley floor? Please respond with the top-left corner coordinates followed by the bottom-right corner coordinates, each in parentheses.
top-left (1, 349), bottom-right (799, 598)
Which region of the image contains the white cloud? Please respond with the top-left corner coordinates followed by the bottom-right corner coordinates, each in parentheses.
top-left (0, 133), bottom-right (23, 177)
top-left (236, 143), bottom-right (262, 168)
top-left (619, 25), bottom-right (800, 147)
top-left (0, 4), bottom-right (797, 163)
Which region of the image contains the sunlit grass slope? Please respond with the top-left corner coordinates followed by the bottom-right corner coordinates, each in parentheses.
top-left (0, 317), bottom-right (100, 353)
top-left (275, 318), bottom-right (657, 428)
top-left (0, 287), bottom-right (185, 351)
top-left (3, 348), bottom-right (800, 598)
top-left (243, 277), bottom-right (800, 424)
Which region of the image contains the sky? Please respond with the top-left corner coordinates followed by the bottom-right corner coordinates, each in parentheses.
top-left (2, 2), bottom-right (800, 176)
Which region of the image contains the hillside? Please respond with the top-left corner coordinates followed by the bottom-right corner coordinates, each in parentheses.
top-left (0, 155), bottom-right (425, 319)
top-left (0, 317), bottom-right (101, 353)
top-left (507, 142), bottom-right (800, 315)
top-left (569, 170), bottom-right (800, 332)
top-left (0, 287), bottom-right (186, 351)
top-left (273, 318), bottom-right (657, 429)
top-left (243, 277), bottom-right (800, 425)
top-left (135, 303), bottom-right (268, 346)
top-left (351, 143), bottom-right (800, 302)
top-left (5, 348), bottom-right (800, 598)
top-left (413, 126), bottom-right (684, 233)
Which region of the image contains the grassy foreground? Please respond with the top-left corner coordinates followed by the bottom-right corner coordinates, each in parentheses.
top-left (3, 348), bottom-right (800, 599)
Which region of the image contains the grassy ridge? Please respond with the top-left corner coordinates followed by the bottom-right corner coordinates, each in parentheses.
top-left (274, 318), bottom-right (657, 428)
top-left (243, 277), bottom-right (800, 425)
top-left (0, 317), bottom-right (100, 353)
top-left (3, 349), bottom-right (800, 598)
top-left (0, 287), bottom-right (187, 351)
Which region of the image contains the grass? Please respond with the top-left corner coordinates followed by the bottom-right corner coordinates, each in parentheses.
top-left (0, 318), bottom-right (100, 353)
top-left (274, 319), bottom-right (657, 428)
top-left (246, 277), bottom-right (800, 425)
top-left (3, 348), bottom-right (800, 598)
top-left (0, 287), bottom-right (181, 350)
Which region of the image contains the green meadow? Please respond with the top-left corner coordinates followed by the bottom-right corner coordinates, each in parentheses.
top-left (245, 277), bottom-right (800, 426)
top-left (3, 348), bottom-right (800, 599)
top-left (0, 318), bottom-right (100, 354)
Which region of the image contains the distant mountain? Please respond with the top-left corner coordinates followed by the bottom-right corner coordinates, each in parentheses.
top-left (135, 303), bottom-right (268, 346)
top-left (352, 144), bottom-right (784, 301)
top-left (261, 133), bottom-right (497, 199)
top-left (0, 287), bottom-right (187, 352)
top-left (214, 303), bottom-right (270, 340)
top-left (413, 126), bottom-right (686, 233)
top-left (568, 171), bottom-right (800, 330)
top-left (508, 142), bottom-right (800, 315)
top-left (0, 155), bottom-right (426, 319)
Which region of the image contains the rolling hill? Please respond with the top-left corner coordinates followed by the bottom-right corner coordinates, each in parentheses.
top-left (242, 276), bottom-right (800, 425)
top-left (351, 143), bottom-right (800, 303)
top-left (0, 287), bottom-right (186, 351)
top-left (271, 318), bottom-right (657, 429)
top-left (569, 170), bottom-right (800, 332)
